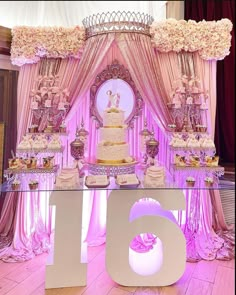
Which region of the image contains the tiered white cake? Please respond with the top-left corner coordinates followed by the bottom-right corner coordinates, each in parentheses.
top-left (96, 108), bottom-right (132, 163)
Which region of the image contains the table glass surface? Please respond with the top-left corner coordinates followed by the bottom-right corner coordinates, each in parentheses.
top-left (0, 177), bottom-right (234, 193)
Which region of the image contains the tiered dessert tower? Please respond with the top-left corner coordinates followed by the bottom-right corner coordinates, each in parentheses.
top-left (167, 75), bottom-right (224, 188)
top-left (4, 75), bottom-right (70, 189)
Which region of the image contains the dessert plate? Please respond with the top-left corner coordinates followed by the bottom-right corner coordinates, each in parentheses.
top-left (85, 176), bottom-right (110, 188)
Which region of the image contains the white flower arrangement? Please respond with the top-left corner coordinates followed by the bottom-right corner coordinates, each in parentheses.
top-left (11, 26), bottom-right (85, 66)
top-left (150, 18), bottom-right (233, 60)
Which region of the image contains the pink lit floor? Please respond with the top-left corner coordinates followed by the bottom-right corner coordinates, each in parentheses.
top-left (0, 244), bottom-right (234, 295)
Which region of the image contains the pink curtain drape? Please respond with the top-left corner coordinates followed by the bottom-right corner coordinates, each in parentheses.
top-left (153, 50), bottom-right (234, 259)
top-left (154, 51), bottom-right (233, 231)
top-left (116, 33), bottom-right (172, 131)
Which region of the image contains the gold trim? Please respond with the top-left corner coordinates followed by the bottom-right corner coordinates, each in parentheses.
top-left (97, 159), bottom-right (125, 164)
top-left (87, 158), bottom-right (138, 166)
top-left (102, 142), bottom-right (126, 146)
top-left (103, 126), bottom-right (124, 128)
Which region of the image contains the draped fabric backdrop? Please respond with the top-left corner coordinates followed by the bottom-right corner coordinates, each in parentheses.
top-left (184, 0), bottom-right (235, 163)
top-left (0, 24), bottom-right (234, 262)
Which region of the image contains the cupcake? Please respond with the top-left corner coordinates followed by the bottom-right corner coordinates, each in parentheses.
top-left (28, 124), bottom-right (38, 133)
top-left (204, 177), bottom-right (214, 187)
top-left (28, 180), bottom-right (39, 190)
top-left (11, 180), bottom-right (21, 190)
top-left (186, 177), bottom-right (195, 187)
top-left (196, 125), bottom-right (207, 133)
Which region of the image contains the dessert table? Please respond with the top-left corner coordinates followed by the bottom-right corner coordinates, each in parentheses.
top-left (0, 174), bottom-right (234, 289)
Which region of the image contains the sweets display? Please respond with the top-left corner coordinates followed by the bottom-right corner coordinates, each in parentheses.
top-left (11, 179), bottom-right (21, 190)
top-left (47, 134), bottom-right (62, 149)
top-left (173, 153), bottom-right (219, 167)
top-left (28, 125), bottom-right (38, 133)
top-left (55, 168), bottom-right (80, 189)
top-left (169, 133), bottom-right (215, 149)
top-left (9, 157), bottom-right (37, 169)
top-left (144, 166), bottom-right (165, 187)
top-left (116, 174), bottom-right (139, 187)
top-left (186, 177), bottom-right (195, 187)
top-left (188, 155), bottom-right (200, 167)
top-left (204, 177), bottom-right (214, 187)
top-left (28, 180), bottom-right (39, 190)
top-left (8, 156), bottom-right (55, 170)
top-left (17, 134), bottom-right (62, 151)
top-left (205, 156), bottom-right (219, 167)
top-left (85, 175), bottom-right (110, 188)
top-left (43, 156), bottom-right (54, 168)
top-left (174, 155), bottom-right (187, 166)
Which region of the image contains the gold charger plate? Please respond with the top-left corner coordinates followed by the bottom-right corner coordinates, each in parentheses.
top-left (87, 158), bottom-right (138, 167)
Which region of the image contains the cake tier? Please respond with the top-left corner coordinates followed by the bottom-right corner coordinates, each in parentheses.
top-left (103, 109), bottom-right (125, 127)
top-left (100, 127), bottom-right (126, 143)
top-left (96, 143), bottom-right (129, 163)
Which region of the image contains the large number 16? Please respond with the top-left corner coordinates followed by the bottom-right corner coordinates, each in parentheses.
top-left (46, 189), bottom-right (186, 288)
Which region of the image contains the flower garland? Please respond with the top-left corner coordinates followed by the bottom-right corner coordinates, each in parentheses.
top-left (11, 26), bottom-right (85, 66)
top-left (150, 18), bottom-right (233, 60)
top-left (10, 18), bottom-right (233, 65)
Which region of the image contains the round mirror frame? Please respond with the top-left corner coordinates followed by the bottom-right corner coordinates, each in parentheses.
top-left (90, 60), bottom-right (143, 128)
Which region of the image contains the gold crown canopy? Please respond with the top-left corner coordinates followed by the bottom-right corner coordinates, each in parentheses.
top-left (82, 11), bottom-right (154, 39)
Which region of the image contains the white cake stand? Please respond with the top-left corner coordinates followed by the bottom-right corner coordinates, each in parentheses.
top-left (87, 159), bottom-right (138, 176)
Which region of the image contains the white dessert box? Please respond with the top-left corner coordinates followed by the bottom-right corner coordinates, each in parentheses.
top-left (55, 168), bottom-right (80, 189)
top-left (85, 175), bottom-right (110, 188)
top-left (116, 174), bottom-right (140, 188)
